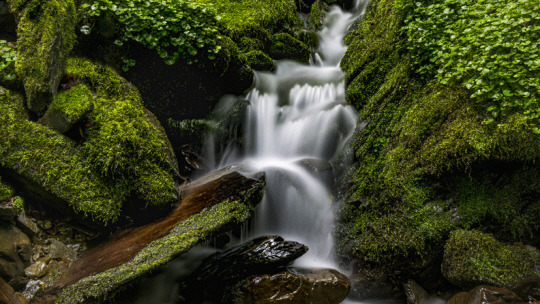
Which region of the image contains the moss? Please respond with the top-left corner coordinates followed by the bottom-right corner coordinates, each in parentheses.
top-left (0, 58), bottom-right (178, 225)
top-left (0, 87), bottom-right (125, 224)
top-left (241, 50), bottom-right (276, 72)
top-left (194, 0), bottom-right (302, 41)
top-left (236, 37), bottom-right (265, 53)
top-left (12, 196), bottom-right (24, 212)
top-left (442, 229), bottom-right (539, 289)
top-left (338, 0), bottom-right (540, 283)
top-left (56, 180), bottom-right (265, 304)
top-left (50, 85), bottom-right (93, 122)
top-left (0, 177), bottom-right (14, 202)
top-left (7, 0), bottom-right (77, 114)
top-left (269, 33), bottom-right (310, 63)
top-left (308, 1), bottom-right (328, 31)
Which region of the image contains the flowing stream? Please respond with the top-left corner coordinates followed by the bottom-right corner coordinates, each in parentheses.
top-left (208, 0), bottom-right (366, 268)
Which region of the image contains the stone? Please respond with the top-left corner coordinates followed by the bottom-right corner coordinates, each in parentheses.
top-left (442, 230), bottom-right (539, 289)
top-left (0, 224), bottom-right (31, 289)
top-left (189, 236), bottom-right (308, 285)
top-left (21, 280), bottom-right (44, 301)
top-left (16, 213), bottom-right (40, 236)
top-left (39, 220), bottom-right (53, 230)
top-left (24, 261), bottom-right (48, 279)
top-left (38, 85), bottom-right (93, 133)
top-left (404, 279), bottom-right (430, 304)
top-left (0, 204), bottom-right (16, 222)
top-left (48, 239), bottom-right (76, 261)
top-left (510, 275), bottom-right (540, 301)
top-left (227, 267), bottom-right (351, 304)
top-left (447, 286), bottom-right (525, 304)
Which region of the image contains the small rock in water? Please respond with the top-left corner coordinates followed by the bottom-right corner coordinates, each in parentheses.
top-left (447, 285), bottom-right (525, 304)
top-left (404, 279), bottom-right (429, 304)
top-left (24, 261), bottom-right (48, 279)
top-left (38, 220), bottom-right (53, 230)
top-left (227, 267), bottom-right (351, 304)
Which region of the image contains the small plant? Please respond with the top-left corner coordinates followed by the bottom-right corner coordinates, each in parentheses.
top-left (0, 40), bottom-right (17, 81)
top-left (12, 196), bottom-right (24, 212)
top-left (80, 0), bottom-right (222, 68)
top-left (400, 0), bottom-right (540, 132)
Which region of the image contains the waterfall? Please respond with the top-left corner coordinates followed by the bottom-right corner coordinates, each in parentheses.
top-left (209, 0), bottom-right (367, 268)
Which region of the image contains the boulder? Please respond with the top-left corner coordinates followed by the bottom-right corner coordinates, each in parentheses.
top-left (0, 276), bottom-right (23, 304)
top-left (447, 286), bottom-right (525, 304)
top-left (442, 230), bottom-right (539, 289)
top-left (39, 166), bottom-right (264, 304)
top-left (0, 204), bottom-right (15, 222)
top-left (0, 224), bottom-right (31, 289)
top-left (24, 261), bottom-right (48, 279)
top-left (48, 240), bottom-right (76, 261)
top-left (269, 33), bottom-right (311, 64)
top-left (7, 0), bottom-right (77, 114)
top-left (404, 280), bottom-right (429, 304)
top-left (510, 275), bottom-right (540, 301)
top-left (16, 213), bottom-right (39, 237)
top-left (227, 267), bottom-right (350, 304)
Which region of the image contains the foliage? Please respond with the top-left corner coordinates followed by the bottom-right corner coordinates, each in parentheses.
top-left (80, 0), bottom-right (222, 66)
top-left (0, 178), bottom-right (14, 202)
top-left (401, 0), bottom-right (540, 132)
top-left (12, 197), bottom-right (24, 212)
top-left (0, 40), bottom-right (17, 81)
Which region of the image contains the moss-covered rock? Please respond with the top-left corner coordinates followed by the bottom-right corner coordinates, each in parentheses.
top-left (442, 230), bottom-right (539, 289)
top-left (241, 50), bottom-right (276, 72)
top-left (0, 58), bottom-right (178, 226)
top-left (308, 1), bottom-right (328, 31)
top-left (38, 85), bottom-right (93, 133)
top-left (269, 33), bottom-right (311, 63)
top-left (337, 0), bottom-right (540, 295)
top-left (7, 0), bottom-right (76, 114)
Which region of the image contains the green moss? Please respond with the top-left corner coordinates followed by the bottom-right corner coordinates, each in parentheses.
top-left (0, 177), bottom-right (14, 203)
top-left (0, 87), bottom-right (125, 223)
top-left (442, 229), bottom-right (539, 289)
top-left (241, 50), bottom-right (276, 72)
top-left (56, 180), bottom-right (265, 304)
top-left (50, 85), bottom-right (93, 122)
top-left (236, 37), bottom-right (265, 53)
top-left (269, 33), bottom-right (310, 63)
top-left (308, 1), bottom-right (328, 31)
top-left (12, 196), bottom-right (24, 212)
top-left (194, 0), bottom-right (302, 41)
top-left (8, 0), bottom-right (77, 113)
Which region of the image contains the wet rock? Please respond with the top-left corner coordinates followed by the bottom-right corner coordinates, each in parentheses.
top-left (510, 275), bottom-right (540, 301)
top-left (190, 236), bottom-right (308, 285)
top-left (447, 286), bottom-right (525, 304)
top-left (48, 239), bottom-right (76, 261)
top-left (227, 267), bottom-right (350, 304)
top-left (21, 280), bottom-right (44, 301)
top-left (0, 224), bottom-right (31, 288)
top-left (16, 213), bottom-right (40, 237)
top-left (0, 276), bottom-right (23, 304)
top-left (38, 220), bottom-right (53, 231)
top-left (404, 279), bottom-right (429, 304)
top-left (442, 230), bottom-right (539, 289)
top-left (24, 261), bottom-right (48, 279)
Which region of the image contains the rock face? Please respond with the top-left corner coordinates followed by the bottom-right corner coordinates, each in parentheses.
top-left (188, 236), bottom-right (308, 288)
top-left (447, 286), bottom-right (525, 304)
top-left (39, 166), bottom-right (264, 304)
top-left (0, 224), bottom-right (31, 288)
top-left (442, 230), bottom-right (539, 289)
top-left (227, 268), bottom-right (351, 304)
top-left (7, 0), bottom-right (77, 114)
top-left (0, 277), bottom-right (23, 304)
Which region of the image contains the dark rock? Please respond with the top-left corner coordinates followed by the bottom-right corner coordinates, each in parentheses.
top-left (190, 236), bottom-right (308, 285)
top-left (510, 275), bottom-right (540, 301)
top-left (269, 33), bottom-right (311, 64)
top-left (24, 261), bottom-right (48, 279)
top-left (0, 1), bottom-right (16, 41)
top-left (0, 224), bottom-right (31, 289)
top-left (447, 286), bottom-right (525, 304)
top-left (0, 276), bottom-right (23, 304)
top-left (0, 204), bottom-right (16, 222)
top-left (404, 279), bottom-right (429, 304)
top-left (143, 107), bottom-right (180, 178)
top-left (227, 267), bottom-right (350, 304)
top-left (48, 239), bottom-right (76, 261)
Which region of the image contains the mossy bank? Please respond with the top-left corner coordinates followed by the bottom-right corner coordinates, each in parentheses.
top-left (338, 0), bottom-right (540, 296)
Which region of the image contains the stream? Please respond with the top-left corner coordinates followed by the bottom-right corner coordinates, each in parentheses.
top-left (118, 1), bottom-right (397, 303)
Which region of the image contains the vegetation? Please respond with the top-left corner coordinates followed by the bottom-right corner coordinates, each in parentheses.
top-left (443, 229), bottom-right (539, 288)
top-left (0, 177), bottom-right (14, 202)
top-left (0, 40), bottom-right (16, 81)
top-left (81, 0), bottom-right (222, 66)
top-left (402, 0), bottom-right (540, 132)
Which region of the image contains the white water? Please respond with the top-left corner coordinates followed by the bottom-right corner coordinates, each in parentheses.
top-left (208, 0), bottom-right (367, 269)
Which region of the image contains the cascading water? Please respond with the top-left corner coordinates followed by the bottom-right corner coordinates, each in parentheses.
top-left (208, 0), bottom-right (367, 268)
